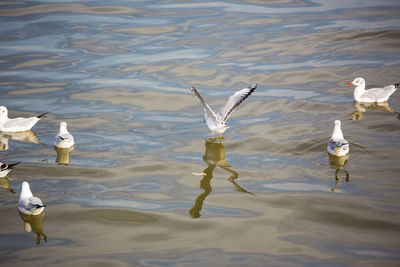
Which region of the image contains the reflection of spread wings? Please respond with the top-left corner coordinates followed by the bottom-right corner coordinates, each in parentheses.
top-left (217, 83), bottom-right (257, 123)
top-left (221, 166), bottom-right (254, 195)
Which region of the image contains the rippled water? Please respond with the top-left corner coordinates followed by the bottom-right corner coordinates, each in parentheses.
top-left (1, 0), bottom-right (400, 266)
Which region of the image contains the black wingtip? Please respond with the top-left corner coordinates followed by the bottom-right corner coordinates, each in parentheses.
top-left (248, 83), bottom-right (258, 93)
top-left (8, 162), bottom-right (21, 169)
top-left (250, 83), bottom-right (258, 90)
top-left (37, 112), bottom-right (48, 119)
top-left (394, 83), bottom-right (400, 89)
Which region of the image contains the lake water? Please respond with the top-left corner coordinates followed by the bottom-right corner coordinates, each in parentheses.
top-left (1, 0), bottom-right (400, 266)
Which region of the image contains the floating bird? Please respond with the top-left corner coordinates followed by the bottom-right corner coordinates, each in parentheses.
top-left (327, 120), bottom-right (349, 157)
top-left (0, 106), bottom-right (48, 132)
top-left (190, 83), bottom-right (258, 140)
top-left (0, 161), bottom-right (20, 178)
top-left (54, 121), bottom-right (74, 148)
top-left (18, 181), bottom-right (46, 215)
top-left (348, 77), bottom-right (399, 103)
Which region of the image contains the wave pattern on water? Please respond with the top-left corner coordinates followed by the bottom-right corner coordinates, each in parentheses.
top-left (0, 0), bottom-right (400, 266)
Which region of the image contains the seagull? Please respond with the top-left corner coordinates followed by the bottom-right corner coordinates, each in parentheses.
top-left (0, 161), bottom-right (20, 178)
top-left (190, 83), bottom-right (258, 140)
top-left (18, 181), bottom-right (46, 215)
top-left (0, 106), bottom-right (48, 132)
top-left (54, 121), bottom-right (74, 148)
top-left (348, 77), bottom-right (399, 103)
top-left (327, 120), bottom-right (349, 157)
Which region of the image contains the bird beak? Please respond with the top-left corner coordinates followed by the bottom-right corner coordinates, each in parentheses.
top-left (348, 82), bottom-right (353, 85)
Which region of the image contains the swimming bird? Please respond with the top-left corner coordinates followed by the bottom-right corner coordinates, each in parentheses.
top-left (0, 106), bottom-right (48, 132)
top-left (327, 120), bottom-right (349, 157)
top-left (348, 77), bottom-right (399, 103)
top-left (54, 121), bottom-right (74, 148)
top-left (190, 83), bottom-right (258, 140)
top-left (0, 161), bottom-right (20, 178)
top-left (18, 181), bottom-right (46, 215)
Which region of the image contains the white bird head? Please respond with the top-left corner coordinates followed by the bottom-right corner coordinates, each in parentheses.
top-left (332, 120), bottom-right (344, 140)
top-left (348, 77), bottom-right (365, 88)
top-left (0, 106), bottom-right (8, 119)
top-left (219, 123), bottom-right (229, 132)
top-left (60, 121), bottom-right (68, 129)
top-left (20, 181), bottom-right (33, 199)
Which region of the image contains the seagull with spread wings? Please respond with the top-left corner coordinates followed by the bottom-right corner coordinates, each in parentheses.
top-left (191, 83), bottom-right (258, 140)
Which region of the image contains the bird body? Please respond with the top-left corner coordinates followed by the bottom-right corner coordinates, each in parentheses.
top-left (327, 120), bottom-right (349, 157)
top-left (18, 181), bottom-right (46, 215)
top-left (0, 161), bottom-right (20, 178)
top-left (54, 121), bottom-right (74, 148)
top-left (191, 83), bottom-right (258, 140)
top-left (0, 106), bottom-right (47, 132)
top-left (349, 77), bottom-right (399, 103)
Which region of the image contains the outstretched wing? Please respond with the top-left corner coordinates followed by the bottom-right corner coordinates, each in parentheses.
top-left (217, 83), bottom-right (257, 123)
top-left (190, 87), bottom-right (217, 121)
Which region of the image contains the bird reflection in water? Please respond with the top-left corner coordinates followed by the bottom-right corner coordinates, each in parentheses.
top-left (0, 177), bottom-right (16, 194)
top-left (18, 211), bottom-right (47, 245)
top-left (55, 146), bottom-right (74, 165)
top-left (189, 140), bottom-right (253, 218)
top-left (0, 130), bottom-right (40, 151)
top-left (328, 154), bottom-right (350, 193)
top-left (350, 101), bottom-right (400, 120)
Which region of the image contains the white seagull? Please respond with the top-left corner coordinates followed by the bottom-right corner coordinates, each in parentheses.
top-left (349, 77), bottom-right (399, 103)
top-left (327, 120), bottom-right (349, 157)
top-left (0, 106), bottom-right (48, 132)
top-left (18, 181), bottom-right (46, 215)
top-left (191, 83), bottom-right (258, 140)
top-left (54, 121), bottom-right (74, 148)
top-left (0, 161), bottom-right (20, 178)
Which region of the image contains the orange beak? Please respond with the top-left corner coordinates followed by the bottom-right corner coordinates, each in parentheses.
top-left (348, 82), bottom-right (353, 85)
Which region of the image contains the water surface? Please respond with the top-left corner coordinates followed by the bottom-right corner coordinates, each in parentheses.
top-left (1, 0), bottom-right (400, 266)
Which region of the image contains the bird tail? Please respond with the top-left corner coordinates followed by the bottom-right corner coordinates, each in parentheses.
top-left (8, 162), bottom-right (21, 169)
top-left (37, 112), bottom-right (48, 119)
